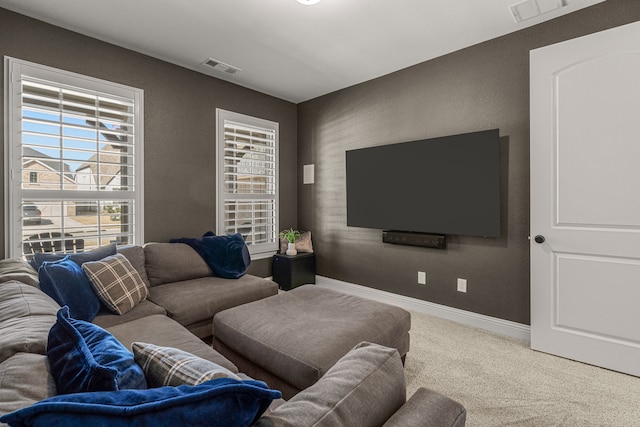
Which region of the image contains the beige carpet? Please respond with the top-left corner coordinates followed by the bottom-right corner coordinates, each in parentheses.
top-left (404, 311), bottom-right (640, 426)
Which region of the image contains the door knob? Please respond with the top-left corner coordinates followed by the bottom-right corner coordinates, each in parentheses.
top-left (534, 235), bottom-right (545, 244)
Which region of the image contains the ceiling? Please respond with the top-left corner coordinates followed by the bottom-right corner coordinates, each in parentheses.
top-left (0, 0), bottom-right (605, 103)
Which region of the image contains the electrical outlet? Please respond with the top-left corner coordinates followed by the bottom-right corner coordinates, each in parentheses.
top-left (418, 271), bottom-right (426, 285)
top-left (457, 278), bottom-right (467, 293)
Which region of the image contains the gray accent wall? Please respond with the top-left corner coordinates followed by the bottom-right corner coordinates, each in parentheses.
top-left (0, 8), bottom-right (297, 276)
top-left (297, 1), bottom-right (640, 325)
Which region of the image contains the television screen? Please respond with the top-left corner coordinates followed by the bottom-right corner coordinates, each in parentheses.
top-left (346, 129), bottom-right (500, 237)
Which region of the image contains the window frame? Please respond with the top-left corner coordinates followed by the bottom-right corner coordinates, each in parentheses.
top-left (4, 57), bottom-right (144, 258)
top-left (215, 109), bottom-right (279, 259)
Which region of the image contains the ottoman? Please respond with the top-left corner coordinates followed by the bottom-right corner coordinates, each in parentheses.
top-left (212, 285), bottom-right (411, 399)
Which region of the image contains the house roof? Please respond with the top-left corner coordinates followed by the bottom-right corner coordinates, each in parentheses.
top-left (76, 144), bottom-right (123, 188)
top-left (23, 147), bottom-right (75, 181)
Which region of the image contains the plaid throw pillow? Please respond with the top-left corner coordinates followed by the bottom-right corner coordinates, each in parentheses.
top-left (82, 253), bottom-right (148, 315)
top-left (131, 342), bottom-right (240, 388)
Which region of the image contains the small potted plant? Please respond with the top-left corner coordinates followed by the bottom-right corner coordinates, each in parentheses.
top-left (279, 228), bottom-right (301, 256)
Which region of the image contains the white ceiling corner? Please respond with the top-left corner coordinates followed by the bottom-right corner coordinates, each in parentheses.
top-left (0, 0), bottom-right (606, 103)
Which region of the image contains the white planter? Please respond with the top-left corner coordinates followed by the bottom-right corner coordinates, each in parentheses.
top-left (286, 242), bottom-right (297, 256)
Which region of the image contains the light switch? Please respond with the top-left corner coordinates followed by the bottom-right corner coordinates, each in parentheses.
top-left (303, 164), bottom-right (315, 184)
top-left (457, 278), bottom-right (467, 293)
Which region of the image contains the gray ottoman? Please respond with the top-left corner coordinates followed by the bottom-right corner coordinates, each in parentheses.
top-left (212, 285), bottom-right (411, 399)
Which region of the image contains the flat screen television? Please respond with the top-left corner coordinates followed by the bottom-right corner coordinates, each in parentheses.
top-left (346, 129), bottom-right (501, 237)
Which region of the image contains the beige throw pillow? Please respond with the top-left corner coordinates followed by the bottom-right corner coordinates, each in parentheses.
top-left (295, 231), bottom-right (314, 253)
top-left (279, 238), bottom-right (288, 254)
top-left (131, 342), bottom-right (240, 387)
top-left (82, 253), bottom-right (148, 315)
top-left (279, 231), bottom-right (314, 254)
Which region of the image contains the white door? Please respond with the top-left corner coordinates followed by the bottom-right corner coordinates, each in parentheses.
top-left (530, 20), bottom-right (640, 377)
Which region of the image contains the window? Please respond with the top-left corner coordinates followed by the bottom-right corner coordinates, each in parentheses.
top-left (5, 57), bottom-right (144, 259)
top-left (216, 109), bottom-right (278, 259)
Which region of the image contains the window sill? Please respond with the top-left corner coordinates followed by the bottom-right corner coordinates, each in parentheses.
top-left (250, 250), bottom-right (277, 261)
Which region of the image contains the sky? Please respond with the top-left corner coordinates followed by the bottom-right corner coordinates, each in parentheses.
top-left (22, 108), bottom-right (122, 173)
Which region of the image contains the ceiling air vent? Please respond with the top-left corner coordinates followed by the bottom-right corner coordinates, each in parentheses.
top-left (510, 0), bottom-right (567, 23)
top-left (202, 58), bottom-right (241, 75)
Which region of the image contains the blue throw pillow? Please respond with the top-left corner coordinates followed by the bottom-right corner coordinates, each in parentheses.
top-left (170, 233), bottom-right (251, 279)
top-left (0, 378), bottom-right (281, 427)
top-left (32, 243), bottom-right (117, 270)
top-left (47, 306), bottom-right (147, 395)
top-left (38, 256), bottom-right (102, 321)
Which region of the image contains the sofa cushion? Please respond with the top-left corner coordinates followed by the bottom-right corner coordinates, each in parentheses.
top-left (0, 353), bottom-right (57, 419)
top-left (47, 306), bottom-right (147, 395)
top-left (170, 233), bottom-right (251, 279)
top-left (82, 253), bottom-right (149, 315)
top-left (117, 245), bottom-right (151, 288)
top-left (255, 342), bottom-right (406, 427)
top-left (38, 256), bottom-right (102, 321)
top-left (148, 275), bottom-right (278, 333)
top-left (0, 281), bottom-right (59, 364)
top-left (181, 318), bottom-right (217, 339)
top-left (132, 342), bottom-right (241, 387)
top-left (0, 378), bottom-right (281, 427)
top-left (93, 300), bottom-right (167, 329)
top-left (143, 242), bottom-right (212, 287)
top-left (32, 242), bottom-right (117, 270)
top-left (0, 258), bottom-right (39, 288)
top-left (106, 314), bottom-right (239, 373)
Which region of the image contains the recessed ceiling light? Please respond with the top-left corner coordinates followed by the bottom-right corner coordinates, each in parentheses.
top-left (297, 0), bottom-right (320, 5)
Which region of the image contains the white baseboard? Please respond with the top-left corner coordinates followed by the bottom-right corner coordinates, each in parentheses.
top-left (315, 276), bottom-right (531, 342)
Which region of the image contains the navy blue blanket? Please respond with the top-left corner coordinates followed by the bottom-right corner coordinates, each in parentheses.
top-left (0, 378), bottom-right (280, 427)
top-left (170, 232), bottom-right (251, 279)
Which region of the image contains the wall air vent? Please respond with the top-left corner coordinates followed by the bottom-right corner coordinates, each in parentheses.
top-left (202, 58), bottom-right (242, 75)
top-left (510, 0), bottom-right (567, 23)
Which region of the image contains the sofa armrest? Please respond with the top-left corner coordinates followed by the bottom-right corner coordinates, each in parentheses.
top-left (382, 387), bottom-right (466, 427)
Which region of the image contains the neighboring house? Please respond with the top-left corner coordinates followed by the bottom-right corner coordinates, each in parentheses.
top-left (22, 147), bottom-right (76, 190)
top-left (75, 144), bottom-right (127, 216)
top-left (75, 121), bottom-right (131, 197)
top-left (75, 144), bottom-right (125, 192)
top-left (22, 147), bottom-right (77, 220)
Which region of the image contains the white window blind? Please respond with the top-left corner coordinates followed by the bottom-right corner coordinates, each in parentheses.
top-left (5, 57), bottom-right (144, 259)
top-left (216, 110), bottom-right (278, 258)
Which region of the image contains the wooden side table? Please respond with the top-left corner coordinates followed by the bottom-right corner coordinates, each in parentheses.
top-left (272, 252), bottom-right (316, 291)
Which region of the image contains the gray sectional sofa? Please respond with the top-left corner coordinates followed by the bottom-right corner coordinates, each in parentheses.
top-left (95, 243), bottom-right (279, 338)
top-left (0, 243), bottom-right (466, 426)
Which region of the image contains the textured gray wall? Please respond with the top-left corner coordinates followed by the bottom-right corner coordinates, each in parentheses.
top-left (0, 8), bottom-right (298, 276)
top-left (297, 1), bottom-right (640, 324)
